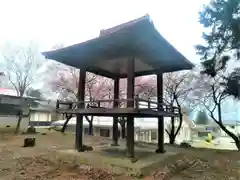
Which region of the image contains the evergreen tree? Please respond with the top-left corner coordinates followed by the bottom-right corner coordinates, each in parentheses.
top-left (27, 88), bottom-right (42, 99)
top-left (195, 110), bottom-right (209, 125)
top-left (196, 0), bottom-right (240, 97)
top-left (196, 0), bottom-right (240, 150)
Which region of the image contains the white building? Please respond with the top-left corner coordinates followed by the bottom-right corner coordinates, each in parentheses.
top-left (52, 109), bottom-right (194, 144)
top-left (0, 94), bottom-right (54, 132)
top-left (0, 95), bottom-right (30, 132)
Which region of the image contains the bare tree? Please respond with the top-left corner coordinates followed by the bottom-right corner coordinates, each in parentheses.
top-left (1, 42), bottom-right (44, 133)
top-left (2, 43), bottom-right (44, 97)
top-left (26, 88), bottom-right (43, 99)
top-left (196, 74), bottom-right (240, 150)
top-left (163, 71), bottom-right (197, 144)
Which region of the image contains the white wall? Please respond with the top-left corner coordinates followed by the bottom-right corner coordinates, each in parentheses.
top-left (134, 115), bottom-right (192, 144)
top-left (30, 111), bottom-right (51, 122)
top-left (0, 115), bottom-right (29, 132)
top-left (220, 125), bottom-right (240, 136)
top-left (135, 126), bottom-right (192, 144)
top-left (236, 126), bottom-right (240, 134)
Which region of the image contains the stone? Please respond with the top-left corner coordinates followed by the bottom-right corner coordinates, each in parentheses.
top-left (179, 142), bottom-right (192, 148)
top-left (156, 149), bottom-right (166, 153)
top-left (23, 138), bottom-right (36, 147)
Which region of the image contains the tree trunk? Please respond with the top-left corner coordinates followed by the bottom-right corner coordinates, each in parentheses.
top-left (121, 123), bottom-right (125, 139)
top-left (88, 121), bottom-right (93, 135)
top-left (169, 117), bottom-right (175, 144)
top-left (85, 116), bottom-right (94, 136)
top-left (174, 113), bottom-right (183, 138)
top-left (169, 134), bottom-right (175, 144)
top-left (15, 113), bottom-right (22, 134)
top-left (15, 95), bottom-right (24, 134)
top-left (235, 139), bottom-right (240, 150)
top-left (119, 118), bottom-right (126, 139)
top-left (61, 115), bottom-right (72, 133)
top-left (215, 104), bottom-right (240, 151)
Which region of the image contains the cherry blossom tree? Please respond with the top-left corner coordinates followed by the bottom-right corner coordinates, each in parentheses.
top-left (163, 70), bottom-right (198, 144)
top-left (45, 61), bottom-right (113, 134)
top-left (46, 57), bottom-right (161, 137)
top-left (116, 76), bottom-right (157, 139)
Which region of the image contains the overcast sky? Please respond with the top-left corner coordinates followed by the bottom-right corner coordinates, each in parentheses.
top-left (0, 0), bottom-right (210, 64)
top-left (1, 0), bottom-right (239, 120)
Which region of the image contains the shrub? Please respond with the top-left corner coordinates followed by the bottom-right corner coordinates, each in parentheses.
top-left (179, 142), bottom-right (192, 148)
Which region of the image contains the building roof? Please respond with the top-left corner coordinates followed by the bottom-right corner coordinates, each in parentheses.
top-left (0, 88), bottom-right (17, 96)
top-left (0, 94), bottom-right (32, 105)
top-left (42, 15), bottom-right (194, 78)
top-left (30, 100), bottom-right (56, 112)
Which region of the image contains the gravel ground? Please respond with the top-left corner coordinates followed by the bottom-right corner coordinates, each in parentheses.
top-left (0, 132), bottom-right (239, 180)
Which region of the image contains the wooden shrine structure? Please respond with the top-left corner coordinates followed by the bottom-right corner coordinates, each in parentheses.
top-left (42, 15), bottom-right (193, 158)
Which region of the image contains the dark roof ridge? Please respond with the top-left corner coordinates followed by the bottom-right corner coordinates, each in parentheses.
top-left (99, 14), bottom-right (150, 36)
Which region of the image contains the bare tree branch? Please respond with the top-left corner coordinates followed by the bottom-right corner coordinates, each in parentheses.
top-left (1, 43), bottom-right (44, 97)
top-left (1, 42), bottom-right (45, 134)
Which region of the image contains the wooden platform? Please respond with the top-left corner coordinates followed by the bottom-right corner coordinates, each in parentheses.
top-left (56, 107), bottom-right (179, 117)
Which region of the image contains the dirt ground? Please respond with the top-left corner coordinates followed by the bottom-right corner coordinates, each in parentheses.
top-left (0, 131), bottom-right (239, 180)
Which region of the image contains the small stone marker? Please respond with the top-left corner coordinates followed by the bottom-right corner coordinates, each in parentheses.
top-left (23, 138), bottom-right (36, 147)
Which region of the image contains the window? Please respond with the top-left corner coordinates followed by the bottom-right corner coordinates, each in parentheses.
top-left (198, 132), bottom-right (208, 137)
top-left (100, 129), bottom-right (110, 137)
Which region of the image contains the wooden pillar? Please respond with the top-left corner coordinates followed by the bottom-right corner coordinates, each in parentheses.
top-left (156, 72), bottom-right (165, 153)
top-left (126, 58), bottom-right (135, 158)
top-left (112, 77), bottom-right (119, 146)
top-left (75, 69), bottom-right (86, 152)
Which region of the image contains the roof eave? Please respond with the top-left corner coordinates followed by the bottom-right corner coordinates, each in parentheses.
top-left (42, 15), bottom-right (194, 76)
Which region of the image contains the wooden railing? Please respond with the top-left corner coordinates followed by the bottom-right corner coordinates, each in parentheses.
top-left (56, 97), bottom-right (180, 114)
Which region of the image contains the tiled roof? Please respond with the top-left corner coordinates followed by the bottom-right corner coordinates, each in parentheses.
top-left (43, 14), bottom-right (193, 77)
top-left (0, 88), bottom-right (17, 96)
top-left (99, 14), bottom-right (150, 36)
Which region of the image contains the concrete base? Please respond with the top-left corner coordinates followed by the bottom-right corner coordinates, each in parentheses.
top-left (155, 148), bottom-right (166, 153)
top-left (111, 143), bottom-right (119, 147)
top-left (57, 144), bottom-right (179, 176)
